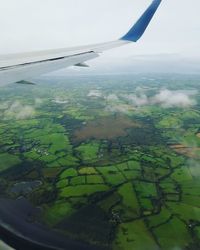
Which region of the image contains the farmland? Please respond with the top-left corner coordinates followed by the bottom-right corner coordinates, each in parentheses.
top-left (0, 74), bottom-right (200, 249)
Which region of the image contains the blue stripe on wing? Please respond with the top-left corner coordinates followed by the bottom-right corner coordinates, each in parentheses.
top-left (121, 0), bottom-right (162, 42)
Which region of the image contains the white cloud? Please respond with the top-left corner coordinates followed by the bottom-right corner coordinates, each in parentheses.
top-left (4, 101), bottom-right (35, 120)
top-left (188, 159), bottom-right (200, 178)
top-left (35, 98), bottom-right (43, 106)
top-left (87, 90), bottom-right (102, 98)
top-left (0, 102), bottom-right (10, 110)
top-left (123, 93), bottom-right (149, 107)
top-left (52, 97), bottom-right (68, 104)
top-left (106, 104), bottom-right (134, 114)
top-left (122, 89), bottom-right (197, 109)
top-left (106, 94), bottom-right (119, 102)
top-left (153, 89), bottom-right (196, 108)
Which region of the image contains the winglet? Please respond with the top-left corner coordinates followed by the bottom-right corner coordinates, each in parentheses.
top-left (121, 0), bottom-right (162, 42)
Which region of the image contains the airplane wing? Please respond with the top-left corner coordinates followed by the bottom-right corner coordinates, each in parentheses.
top-left (0, 0), bottom-right (162, 85)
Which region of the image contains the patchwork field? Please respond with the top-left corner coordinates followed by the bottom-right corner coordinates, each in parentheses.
top-left (0, 74), bottom-right (200, 250)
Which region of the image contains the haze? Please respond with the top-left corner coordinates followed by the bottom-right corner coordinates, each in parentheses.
top-left (0, 0), bottom-right (200, 74)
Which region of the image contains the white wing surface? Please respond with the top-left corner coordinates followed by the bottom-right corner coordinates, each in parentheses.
top-left (0, 0), bottom-right (162, 85)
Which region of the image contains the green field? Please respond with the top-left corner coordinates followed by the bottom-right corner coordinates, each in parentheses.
top-left (0, 153), bottom-right (21, 172)
top-left (0, 74), bottom-right (200, 249)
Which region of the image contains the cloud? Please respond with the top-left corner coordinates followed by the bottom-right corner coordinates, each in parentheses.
top-left (0, 102), bottom-right (10, 110)
top-left (153, 89), bottom-right (196, 108)
top-left (87, 90), bottom-right (102, 98)
top-left (35, 98), bottom-right (43, 106)
top-left (187, 159), bottom-right (200, 178)
top-left (122, 89), bottom-right (197, 108)
top-left (52, 97), bottom-right (68, 104)
top-left (106, 94), bottom-right (119, 102)
top-left (105, 88), bottom-right (197, 114)
top-left (4, 101), bottom-right (35, 120)
top-left (106, 104), bottom-right (135, 114)
top-left (123, 93), bottom-right (149, 107)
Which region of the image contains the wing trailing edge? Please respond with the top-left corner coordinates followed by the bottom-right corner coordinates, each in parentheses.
top-left (0, 0), bottom-right (162, 84)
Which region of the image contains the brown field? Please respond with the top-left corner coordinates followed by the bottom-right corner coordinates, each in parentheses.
top-left (42, 168), bottom-right (63, 178)
top-left (74, 115), bottom-right (141, 141)
top-left (197, 133), bottom-right (200, 138)
top-left (170, 144), bottom-right (200, 159)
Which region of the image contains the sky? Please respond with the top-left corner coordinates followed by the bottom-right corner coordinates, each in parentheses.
top-left (0, 0), bottom-right (200, 74)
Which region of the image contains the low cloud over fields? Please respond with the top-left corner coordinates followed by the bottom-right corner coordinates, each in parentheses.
top-left (0, 97), bottom-right (45, 120)
top-left (153, 89), bottom-right (197, 108)
top-left (2, 101), bottom-right (36, 120)
top-left (87, 88), bottom-right (197, 114)
top-left (123, 89), bottom-right (197, 108)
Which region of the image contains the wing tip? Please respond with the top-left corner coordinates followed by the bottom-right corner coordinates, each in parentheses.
top-left (120, 0), bottom-right (162, 42)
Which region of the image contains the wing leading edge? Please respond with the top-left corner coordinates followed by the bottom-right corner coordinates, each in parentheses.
top-left (0, 0), bottom-right (162, 85)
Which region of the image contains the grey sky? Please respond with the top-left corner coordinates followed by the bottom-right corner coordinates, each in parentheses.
top-left (0, 0), bottom-right (199, 73)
